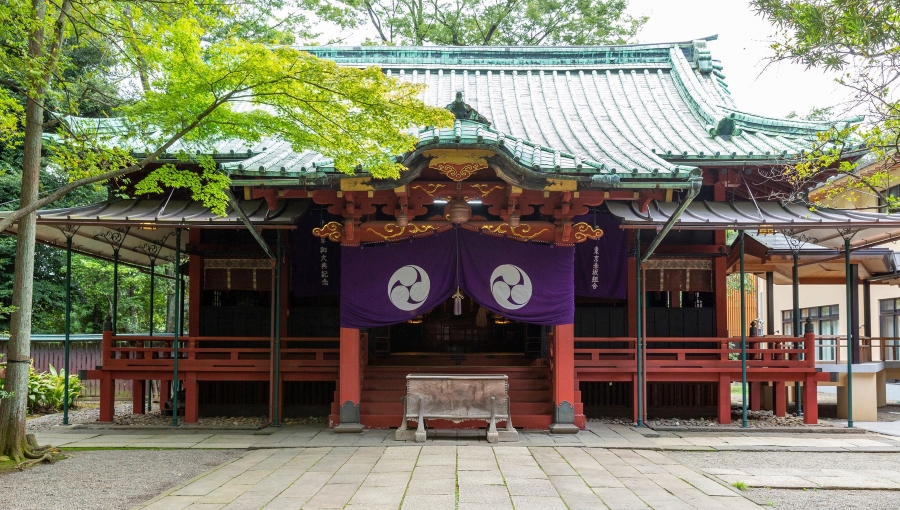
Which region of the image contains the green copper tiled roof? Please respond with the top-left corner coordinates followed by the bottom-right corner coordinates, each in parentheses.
top-left (222, 40), bottom-right (862, 181)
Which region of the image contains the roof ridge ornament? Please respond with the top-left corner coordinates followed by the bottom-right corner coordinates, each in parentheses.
top-left (446, 91), bottom-right (491, 127)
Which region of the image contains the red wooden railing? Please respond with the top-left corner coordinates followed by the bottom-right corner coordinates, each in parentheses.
top-left (574, 334), bottom-right (816, 372)
top-left (100, 332), bottom-right (340, 371)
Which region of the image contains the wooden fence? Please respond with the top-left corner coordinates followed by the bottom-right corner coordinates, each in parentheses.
top-left (726, 277), bottom-right (758, 338)
top-left (0, 341), bottom-right (132, 398)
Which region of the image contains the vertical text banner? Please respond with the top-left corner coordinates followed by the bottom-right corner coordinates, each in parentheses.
top-left (573, 212), bottom-right (627, 299)
top-left (291, 211), bottom-right (341, 297)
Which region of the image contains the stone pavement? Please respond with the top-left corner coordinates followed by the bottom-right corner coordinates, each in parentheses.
top-left (134, 446), bottom-right (766, 510)
top-left (36, 421), bottom-right (900, 452)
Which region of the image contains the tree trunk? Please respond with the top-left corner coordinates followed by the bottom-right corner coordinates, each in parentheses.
top-left (0, 0), bottom-right (70, 464)
top-left (0, 94), bottom-right (42, 464)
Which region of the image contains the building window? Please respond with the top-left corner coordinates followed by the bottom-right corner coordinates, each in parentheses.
top-left (783, 305), bottom-right (839, 361)
top-left (782, 305), bottom-right (839, 336)
top-left (880, 299), bottom-right (900, 361)
top-left (879, 184), bottom-right (900, 210)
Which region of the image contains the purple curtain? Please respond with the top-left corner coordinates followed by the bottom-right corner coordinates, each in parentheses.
top-left (457, 228), bottom-right (574, 325)
top-left (340, 231), bottom-right (457, 328)
top-left (291, 211), bottom-right (341, 297)
top-left (573, 212), bottom-right (627, 299)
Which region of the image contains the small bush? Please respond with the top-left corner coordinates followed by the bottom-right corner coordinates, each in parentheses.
top-left (731, 481), bottom-right (749, 491)
top-left (26, 363), bottom-right (82, 413)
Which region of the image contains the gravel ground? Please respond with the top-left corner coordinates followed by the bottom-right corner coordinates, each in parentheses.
top-left (746, 488), bottom-right (900, 510)
top-left (667, 451), bottom-right (900, 510)
top-left (25, 404), bottom-right (132, 433)
top-left (26, 404), bottom-right (327, 432)
top-left (0, 449), bottom-right (241, 510)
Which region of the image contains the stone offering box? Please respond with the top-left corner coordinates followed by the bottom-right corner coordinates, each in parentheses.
top-left (395, 374), bottom-right (518, 443)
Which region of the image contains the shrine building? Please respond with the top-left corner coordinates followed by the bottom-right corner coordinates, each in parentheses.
top-left (9, 38), bottom-right (900, 431)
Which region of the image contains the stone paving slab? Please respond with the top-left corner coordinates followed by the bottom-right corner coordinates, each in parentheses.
top-left (133, 445), bottom-right (765, 509)
top-left (40, 422), bottom-right (900, 454)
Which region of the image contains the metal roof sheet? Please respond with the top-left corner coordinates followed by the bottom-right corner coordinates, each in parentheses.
top-left (606, 200), bottom-right (900, 249)
top-left (0, 199), bottom-right (307, 268)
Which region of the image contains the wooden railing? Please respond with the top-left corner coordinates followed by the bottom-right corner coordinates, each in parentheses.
top-left (574, 334), bottom-right (816, 371)
top-left (100, 331), bottom-right (340, 371)
top-left (813, 336), bottom-right (900, 364)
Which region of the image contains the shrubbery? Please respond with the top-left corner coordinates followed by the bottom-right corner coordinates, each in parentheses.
top-left (0, 358), bottom-right (82, 413)
top-left (27, 364), bottom-right (82, 413)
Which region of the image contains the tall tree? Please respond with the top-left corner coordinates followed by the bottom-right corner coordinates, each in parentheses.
top-left (752, 0), bottom-right (900, 210)
top-left (304, 0), bottom-right (646, 45)
top-left (0, 0), bottom-right (452, 465)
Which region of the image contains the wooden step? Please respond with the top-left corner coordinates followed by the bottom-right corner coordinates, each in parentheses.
top-left (360, 388), bottom-right (550, 402)
top-left (360, 413), bottom-right (553, 430)
top-left (359, 401), bottom-right (553, 416)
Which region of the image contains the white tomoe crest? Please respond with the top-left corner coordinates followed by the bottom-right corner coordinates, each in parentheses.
top-left (387, 265), bottom-right (431, 311)
top-left (490, 264), bottom-right (532, 310)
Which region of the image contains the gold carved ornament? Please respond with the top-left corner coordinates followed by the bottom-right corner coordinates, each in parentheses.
top-left (471, 184), bottom-right (505, 197)
top-left (432, 162), bottom-right (488, 181)
top-left (572, 222), bottom-right (604, 242)
top-left (365, 223), bottom-right (439, 241)
top-left (410, 183), bottom-right (445, 197)
top-left (312, 221), bottom-right (342, 242)
top-left (480, 223), bottom-right (549, 240)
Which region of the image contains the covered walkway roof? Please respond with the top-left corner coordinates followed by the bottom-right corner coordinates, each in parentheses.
top-left (725, 233), bottom-right (896, 285)
top-left (606, 200), bottom-right (900, 250)
top-left (0, 198), bottom-right (307, 268)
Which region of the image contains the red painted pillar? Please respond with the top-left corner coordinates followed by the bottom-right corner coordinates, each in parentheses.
top-left (714, 258), bottom-right (728, 338)
top-left (550, 323), bottom-right (579, 432)
top-left (132, 380), bottom-right (145, 414)
top-left (188, 229), bottom-right (202, 338)
top-left (159, 380), bottom-right (169, 410)
top-left (803, 376), bottom-right (818, 424)
top-left (774, 380), bottom-right (787, 417)
top-left (718, 374), bottom-right (731, 424)
top-left (750, 381), bottom-right (761, 411)
top-left (99, 373), bottom-right (115, 422)
top-left (184, 372), bottom-right (199, 423)
top-left (627, 253), bottom-right (637, 338)
top-left (335, 327), bottom-right (363, 432)
top-left (632, 373), bottom-right (640, 424)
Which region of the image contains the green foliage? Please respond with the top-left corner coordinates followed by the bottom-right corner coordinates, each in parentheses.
top-left (732, 481), bottom-right (749, 491)
top-left (304, 0), bottom-right (646, 46)
top-left (753, 0), bottom-right (900, 212)
top-left (25, 363), bottom-right (82, 413)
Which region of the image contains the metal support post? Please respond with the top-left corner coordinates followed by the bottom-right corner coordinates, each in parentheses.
top-left (148, 261), bottom-right (155, 413)
top-left (740, 231), bottom-right (748, 428)
top-left (273, 230), bottom-right (283, 426)
top-left (844, 236), bottom-right (854, 427)
top-left (172, 228), bottom-right (182, 427)
top-left (63, 235), bottom-right (72, 425)
top-left (635, 230), bottom-right (643, 427)
top-left (793, 252), bottom-right (802, 416)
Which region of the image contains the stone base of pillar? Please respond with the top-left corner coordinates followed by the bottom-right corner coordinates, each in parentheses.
top-left (334, 423), bottom-right (365, 433)
top-left (550, 402), bottom-right (579, 433)
top-left (335, 401), bottom-right (364, 433)
top-left (548, 423), bottom-right (580, 434)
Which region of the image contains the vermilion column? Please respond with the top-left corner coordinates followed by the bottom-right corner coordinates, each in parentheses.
top-left (335, 327), bottom-right (364, 432)
top-left (550, 323), bottom-right (579, 433)
top-left (132, 379), bottom-right (145, 414)
top-left (718, 373), bottom-right (732, 424)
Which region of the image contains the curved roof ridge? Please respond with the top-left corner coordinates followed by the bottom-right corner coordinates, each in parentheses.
top-left (667, 47), bottom-right (726, 133)
top-left (720, 106), bottom-right (864, 136)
